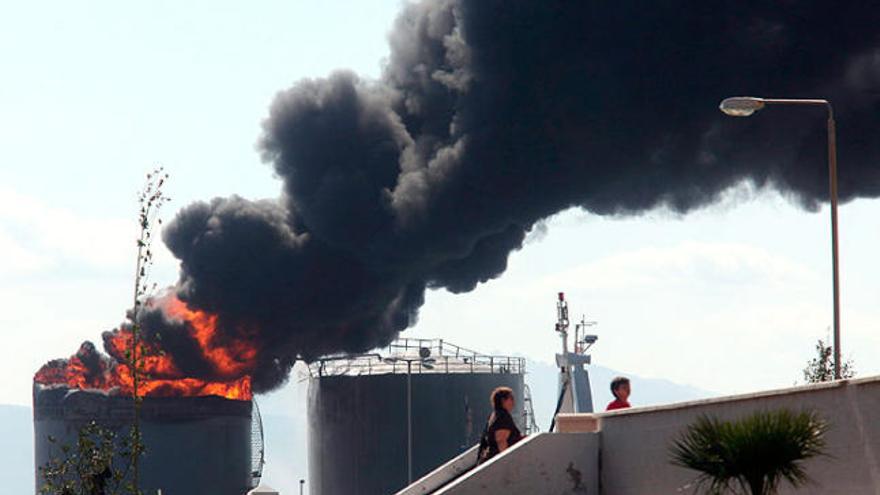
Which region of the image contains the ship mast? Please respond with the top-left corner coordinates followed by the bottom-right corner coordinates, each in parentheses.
top-left (552, 292), bottom-right (598, 429)
top-left (556, 292), bottom-right (570, 354)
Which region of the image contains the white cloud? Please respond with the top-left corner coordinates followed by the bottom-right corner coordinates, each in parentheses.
top-left (409, 237), bottom-right (840, 396)
top-left (538, 241), bottom-right (818, 293)
top-left (0, 230), bottom-right (51, 274)
top-left (0, 187), bottom-right (141, 273)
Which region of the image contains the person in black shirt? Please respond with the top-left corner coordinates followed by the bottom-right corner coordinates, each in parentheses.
top-left (477, 386), bottom-right (523, 464)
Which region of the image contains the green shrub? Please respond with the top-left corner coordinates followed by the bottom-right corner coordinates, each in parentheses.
top-left (669, 409), bottom-right (829, 495)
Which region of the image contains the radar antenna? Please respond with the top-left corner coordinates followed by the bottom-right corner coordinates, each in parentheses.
top-left (574, 314), bottom-right (598, 355)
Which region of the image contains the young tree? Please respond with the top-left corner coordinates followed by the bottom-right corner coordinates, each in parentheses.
top-left (128, 167), bottom-right (170, 491)
top-left (803, 338), bottom-right (854, 383)
top-left (670, 409), bottom-right (829, 495)
top-left (39, 422), bottom-right (140, 495)
top-left (39, 168), bottom-right (170, 495)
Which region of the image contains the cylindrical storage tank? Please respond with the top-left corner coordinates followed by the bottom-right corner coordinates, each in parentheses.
top-left (308, 339), bottom-right (526, 495)
top-left (34, 386), bottom-right (253, 495)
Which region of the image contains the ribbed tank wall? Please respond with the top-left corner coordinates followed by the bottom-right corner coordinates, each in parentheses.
top-left (33, 388), bottom-right (252, 495)
top-left (308, 372), bottom-right (524, 495)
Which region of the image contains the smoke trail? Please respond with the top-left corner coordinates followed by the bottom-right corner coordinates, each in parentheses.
top-left (155, 0), bottom-right (880, 392)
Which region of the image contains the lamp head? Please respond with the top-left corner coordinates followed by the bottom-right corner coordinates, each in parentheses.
top-left (719, 97), bottom-right (765, 117)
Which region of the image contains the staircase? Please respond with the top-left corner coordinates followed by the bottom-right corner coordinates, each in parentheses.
top-left (394, 432), bottom-right (598, 495)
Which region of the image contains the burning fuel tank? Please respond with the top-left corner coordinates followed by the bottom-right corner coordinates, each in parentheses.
top-left (308, 338), bottom-right (528, 495)
top-left (33, 385), bottom-right (254, 494)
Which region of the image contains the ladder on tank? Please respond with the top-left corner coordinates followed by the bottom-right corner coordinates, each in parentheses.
top-left (522, 383), bottom-right (540, 434)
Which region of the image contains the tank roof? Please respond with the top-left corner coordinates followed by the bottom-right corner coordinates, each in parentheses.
top-left (309, 338), bottom-right (525, 377)
top-left (33, 385), bottom-right (252, 421)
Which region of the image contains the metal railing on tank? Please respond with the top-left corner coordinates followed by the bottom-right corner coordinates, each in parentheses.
top-left (309, 338), bottom-right (526, 377)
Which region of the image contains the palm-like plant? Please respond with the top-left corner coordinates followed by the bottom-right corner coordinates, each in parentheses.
top-left (670, 409), bottom-right (829, 495)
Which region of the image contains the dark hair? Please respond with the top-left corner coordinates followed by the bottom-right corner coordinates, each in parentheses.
top-left (490, 386), bottom-right (514, 410)
top-left (610, 376), bottom-right (630, 399)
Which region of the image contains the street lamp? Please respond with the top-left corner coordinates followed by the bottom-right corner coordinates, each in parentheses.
top-left (383, 350), bottom-right (436, 484)
top-left (719, 96), bottom-right (842, 379)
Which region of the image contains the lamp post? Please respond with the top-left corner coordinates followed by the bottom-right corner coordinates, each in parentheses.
top-left (719, 96), bottom-right (841, 379)
top-left (384, 351), bottom-right (436, 484)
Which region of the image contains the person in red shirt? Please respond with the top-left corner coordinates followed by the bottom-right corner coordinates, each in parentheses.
top-left (606, 376), bottom-right (631, 411)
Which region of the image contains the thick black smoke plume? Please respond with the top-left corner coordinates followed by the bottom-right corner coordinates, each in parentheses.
top-left (155, 0), bottom-right (880, 392)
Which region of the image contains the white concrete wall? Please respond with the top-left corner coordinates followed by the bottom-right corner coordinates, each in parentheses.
top-left (435, 432), bottom-right (599, 495)
top-left (402, 377), bottom-right (880, 494)
top-left (597, 377), bottom-right (880, 494)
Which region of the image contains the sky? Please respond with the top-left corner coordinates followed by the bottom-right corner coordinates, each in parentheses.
top-left (2, 0), bottom-right (879, 410)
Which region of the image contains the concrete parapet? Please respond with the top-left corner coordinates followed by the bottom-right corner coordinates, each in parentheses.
top-left (555, 413), bottom-right (601, 433)
top-left (395, 445), bottom-right (480, 495)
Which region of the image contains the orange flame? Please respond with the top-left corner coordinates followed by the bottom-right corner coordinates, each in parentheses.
top-left (34, 296), bottom-right (256, 401)
top-left (164, 297), bottom-right (258, 379)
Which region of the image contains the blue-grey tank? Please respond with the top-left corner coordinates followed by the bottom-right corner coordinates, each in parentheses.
top-left (307, 339), bottom-right (527, 495)
top-left (33, 386), bottom-right (253, 495)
